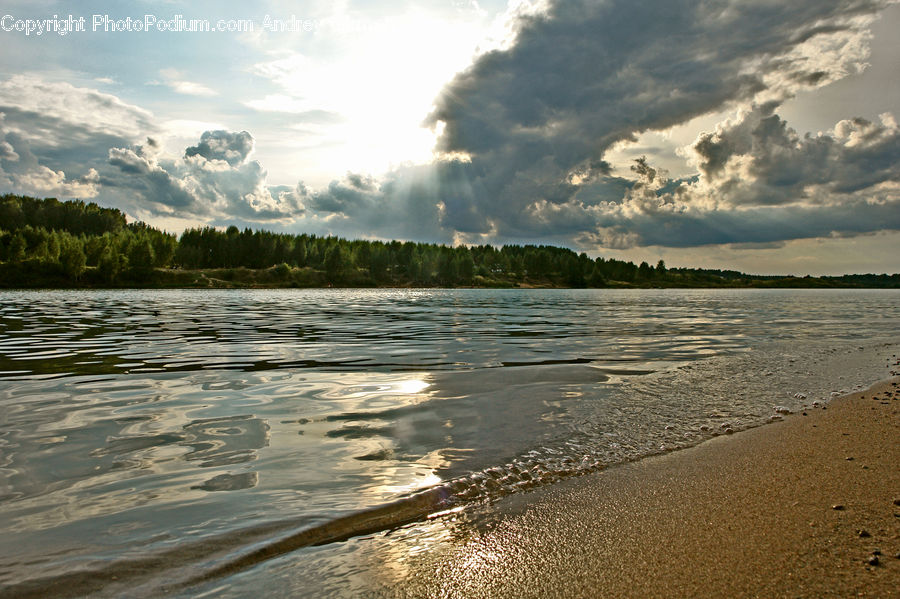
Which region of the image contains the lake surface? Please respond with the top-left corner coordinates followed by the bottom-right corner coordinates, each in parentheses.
top-left (0, 289), bottom-right (898, 596)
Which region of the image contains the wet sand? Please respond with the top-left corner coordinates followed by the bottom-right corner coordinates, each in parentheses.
top-left (390, 378), bottom-right (900, 598)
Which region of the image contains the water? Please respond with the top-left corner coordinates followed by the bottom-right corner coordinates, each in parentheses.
top-left (0, 288), bottom-right (897, 596)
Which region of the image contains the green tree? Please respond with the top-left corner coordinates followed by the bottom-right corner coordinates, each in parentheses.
top-left (324, 243), bottom-right (348, 282)
top-left (8, 232), bottom-right (26, 262)
top-left (152, 234), bottom-right (176, 267)
top-left (128, 237), bottom-right (156, 278)
top-left (46, 232), bottom-right (61, 263)
top-left (638, 261), bottom-right (653, 281)
top-left (587, 263), bottom-right (607, 287)
top-left (291, 237), bottom-right (307, 267)
top-left (98, 243), bottom-right (122, 283)
top-left (59, 236), bottom-right (87, 280)
top-left (656, 259), bottom-right (667, 278)
top-left (437, 250), bottom-right (458, 285)
top-left (565, 256), bottom-right (586, 287)
top-left (457, 252), bottom-right (475, 284)
top-left (369, 245), bottom-right (390, 282)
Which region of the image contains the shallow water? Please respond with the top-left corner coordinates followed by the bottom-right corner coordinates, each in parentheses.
top-left (0, 288), bottom-right (897, 595)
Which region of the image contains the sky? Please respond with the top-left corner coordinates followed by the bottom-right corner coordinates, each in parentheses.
top-left (0, 0), bottom-right (898, 275)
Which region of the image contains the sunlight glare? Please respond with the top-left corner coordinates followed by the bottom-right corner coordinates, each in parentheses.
top-left (255, 10), bottom-right (489, 178)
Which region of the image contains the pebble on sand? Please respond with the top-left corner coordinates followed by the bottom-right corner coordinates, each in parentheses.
top-left (832, 504), bottom-right (845, 510)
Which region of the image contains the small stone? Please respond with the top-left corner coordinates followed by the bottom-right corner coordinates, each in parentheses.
top-left (872, 549), bottom-right (882, 556)
top-left (868, 555), bottom-right (880, 566)
top-left (832, 504), bottom-right (845, 510)
top-left (858, 530), bottom-right (871, 538)
top-left (846, 457), bottom-right (854, 461)
top-left (893, 498), bottom-right (900, 506)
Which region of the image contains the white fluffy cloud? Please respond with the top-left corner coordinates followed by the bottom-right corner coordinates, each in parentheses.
top-left (0, 75), bottom-right (155, 142)
top-left (686, 104), bottom-right (900, 207)
top-left (0, 76), bottom-right (156, 199)
top-left (106, 131), bottom-right (305, 222)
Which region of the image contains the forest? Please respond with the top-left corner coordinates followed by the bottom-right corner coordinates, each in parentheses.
top-left (1, 195), bottom-right (898, 289)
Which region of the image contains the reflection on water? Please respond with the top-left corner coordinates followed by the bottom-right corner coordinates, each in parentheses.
top-left (0, 288), bottom-right (898, 595)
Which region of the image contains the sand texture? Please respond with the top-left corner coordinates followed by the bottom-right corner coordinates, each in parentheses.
top-left (387, 378), bottom-right (900, 598)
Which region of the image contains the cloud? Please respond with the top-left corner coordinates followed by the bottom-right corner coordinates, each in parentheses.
top-left (0, 75), bottom-right (155, 199)
top-left (0, 140), bottom-right (17, 162)
top-left (156, 69), bottom-right (218, 97)
top-left (2, 1), bottom-right (898, 259)
top-left (513, 101), bottom-right (899, 251)
top-left (184, 130), bottom-right (254, 167)
top-left (0, 75), bottom-right (155, 143)
top-left (416, 1), bottom-right (893, 237)
top-left (0, 76), bottom-right (301, 222)
top-left (0, 124), bottom-right (100, 198)
top-left (278, 0), bottom-right (895, 250)
top-left (106, 131), bottom-right (305, 222)
top-left (685, 104), bottom-right (900, 207)
top-left (107, 141), bottom-right (197, 211)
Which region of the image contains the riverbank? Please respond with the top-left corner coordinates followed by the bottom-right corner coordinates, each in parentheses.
top-left (383, 376), bottom-right (900, 598)
top-left (1, 263), bottom-right (898, 290)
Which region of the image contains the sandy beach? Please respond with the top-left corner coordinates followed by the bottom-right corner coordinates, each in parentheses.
top-left (383, 377), bottom-right (900, 598)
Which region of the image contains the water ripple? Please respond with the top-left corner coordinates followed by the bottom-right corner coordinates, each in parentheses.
top-left (0, 288), bottom-right (898, 595)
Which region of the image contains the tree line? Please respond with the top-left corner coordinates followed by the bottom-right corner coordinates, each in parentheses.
top-left (0, 195), bottom-right (175, 285)
top-left (1, 195), bottom-right (898, 288)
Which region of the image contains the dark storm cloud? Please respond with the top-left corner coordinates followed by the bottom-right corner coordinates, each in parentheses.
top-left (590, 195), bottom-right (900, 249)
top-left (201, 0), bottom-right (895, 249)
top-left (373, 0), bottom-right (897, 248)
top-left (305, 173), bottom-right (380, 213)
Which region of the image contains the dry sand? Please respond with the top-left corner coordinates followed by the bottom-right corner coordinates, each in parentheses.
top-left (389, 378), bottom-right (900, 598)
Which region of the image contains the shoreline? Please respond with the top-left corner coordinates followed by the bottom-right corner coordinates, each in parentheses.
top-left (2, 278), bottom-right (899, 291)
top-left (378, 376), bottom-right (900, 598)
top-left (2, 377), bottom-right (898, 598)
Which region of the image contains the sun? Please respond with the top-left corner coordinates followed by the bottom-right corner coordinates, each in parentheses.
top-left (257, 9), bottom-right (490, 181)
